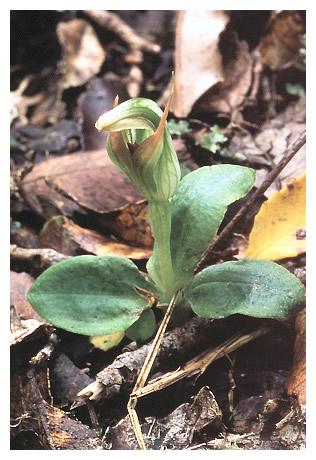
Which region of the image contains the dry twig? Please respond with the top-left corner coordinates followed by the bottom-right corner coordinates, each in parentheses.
top-left (78, 316), bottom-right (221, 402)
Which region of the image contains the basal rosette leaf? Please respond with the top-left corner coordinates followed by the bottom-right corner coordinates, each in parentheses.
top-left (185, 259), bottom-right (305, 319)
top-left (27, 255), bottom-right (154, 336)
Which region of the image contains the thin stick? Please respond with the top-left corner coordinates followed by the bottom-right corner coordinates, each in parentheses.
top-left (127, 290), bottom-right (179, 450)
top-left (194, 130), bottom-right (306, 273)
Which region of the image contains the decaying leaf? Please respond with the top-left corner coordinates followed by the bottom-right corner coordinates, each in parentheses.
top-left (286, 308), bottom-right (306, 405)
top-left (173, 10), bottom-right (229, 117)
top-left (246, 173), bottom-right (305, 261)
top-left (259, 10), bottom-right (305, 70)
top-left (21, 150), bottom-right (153, 246)
top-left (105, 386), bottom-right (222, 449)
top-left (38, 215), bottom-right (152, 260)
top-left (57, 19), bottom-right (106, 88)
top-left (228, 97), bottom-right (306, 196)
top-left (172, 11), bottom-right (254, 117)
top-left (196, 30), bottom-right (253, 114)
top-left (10, 271), bottom-right (39, 323)
top-left (17, 389), bottom-right (105, 449)
top-left (76, 74), bottom-right (129, 150)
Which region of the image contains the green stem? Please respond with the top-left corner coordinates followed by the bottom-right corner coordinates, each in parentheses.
top-left (147, 200), bottom-right (175, 295)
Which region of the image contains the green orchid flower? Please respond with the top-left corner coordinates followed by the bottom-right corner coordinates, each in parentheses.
top-left (95, 83), bottom-right (180, 203)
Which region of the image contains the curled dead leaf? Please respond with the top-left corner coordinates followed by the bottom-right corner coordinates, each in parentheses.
top-left (10, 271), bottom-right (51, 345)
top-left (173, 11), bottom-right (254, 116)
top-left (22, 150), bottom-right (153, 247)
top-left (173, 10), bottom-right (229, 117)
top-left (196, 30), bottom-right (253, 114)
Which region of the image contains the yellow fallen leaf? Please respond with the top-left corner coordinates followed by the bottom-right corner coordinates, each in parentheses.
top-left (246, 173), bottom-right (306, 260)
top-left (89, 331), bottom-right (125, 352)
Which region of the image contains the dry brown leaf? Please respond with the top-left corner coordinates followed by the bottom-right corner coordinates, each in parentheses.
top-left (286, 308), bottom-right (306, 405)
top-left (38, 215), bottom-right (152, 259)
top-left (173, 10), bottom-right (229, 117)
top-left (259, 11), bottom-right (305, 70)
top-left (11, 370), bottom-right (104, 450)
top-left (22, 150), bottom-right (153, 247)
top-left (38, 400), bottom-right (105, 449)
top-left (57, 19), bottom-right (106, 88)
top-left (21, 150), bottom-right (143, 217)
top-left (228, 97), bottom-right (305, 196)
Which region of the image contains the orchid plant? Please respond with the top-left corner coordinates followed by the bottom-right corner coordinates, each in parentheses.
top-left (28, 83), bottom-right (305, 347)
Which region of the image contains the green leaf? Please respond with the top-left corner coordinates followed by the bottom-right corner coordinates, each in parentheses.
top-left (200, 125), bottom-right (228, 153)
top-left (167, 119), bottom-right (192, 136)
top-left (169, 165), bottom-right (255, 290)
top-left (27, 255), bottom-right (152, 336)
top-left (185, 259), bottom-right (305, 319)
top-left (125, 308), bottom-right (156, 342)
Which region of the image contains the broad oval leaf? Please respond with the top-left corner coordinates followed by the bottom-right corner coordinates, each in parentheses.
top-left (185, 259), bottom-right (305, 319)
top-left (27, 255), bottom-right (152, 336)
top-left (169, 165), bottom-right (255, 290)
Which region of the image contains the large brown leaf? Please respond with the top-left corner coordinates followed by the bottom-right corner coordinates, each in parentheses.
top-left (22, 150), bottom-right (143, 215)
top-left (21, 150), bottom-right (153, 246)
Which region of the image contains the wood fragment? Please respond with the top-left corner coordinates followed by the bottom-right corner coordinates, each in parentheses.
top-left (78, 315), bottom-right (269, 405)
top-left (78, 316), bottom-right (220, 402)
top-left (10, 244), bottom-right (70, 268)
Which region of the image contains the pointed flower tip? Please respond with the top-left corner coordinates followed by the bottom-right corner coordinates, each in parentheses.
top-left (155, 73), bottom-right (175, 136)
